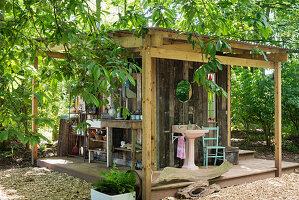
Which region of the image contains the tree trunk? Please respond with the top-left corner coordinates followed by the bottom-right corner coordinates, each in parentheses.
top-left (262, 123), bottom-right (271, 147)
top-left (96, 0), bottom-right (101, 29)
top-left (0, 0), bottom-right (5, 28)
top-left (265, 125), bottom-right (271, 147)
top-left (0, 141), bottom-right (9, 151)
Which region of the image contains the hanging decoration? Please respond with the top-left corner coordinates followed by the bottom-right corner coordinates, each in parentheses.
top-left (208, 74), bottom-right (216, 122)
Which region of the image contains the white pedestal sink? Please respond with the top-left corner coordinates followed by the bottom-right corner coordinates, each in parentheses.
top-left (172, 125), bottom-right (209, 170)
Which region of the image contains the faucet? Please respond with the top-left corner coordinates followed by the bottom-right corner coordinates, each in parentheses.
top-left (178, 123), bottom-right (181, 129)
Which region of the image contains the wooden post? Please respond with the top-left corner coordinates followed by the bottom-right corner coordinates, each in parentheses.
top-left (151, 58), bottom-right (157, 170)
top-left (274, 62), bottom-right (282, 177)
top-left (137, 73), bottom-right (142, 112)
top-left (32, 51), bottom-right (38, 165)
top-left (227, 66), bottom-right (231, 146)
top-left (131, 129), bottom-right (137, 169)
top-left (142, 34), bottom-right (153, 200)
top-left (107, 127), bottom-right (113, 167)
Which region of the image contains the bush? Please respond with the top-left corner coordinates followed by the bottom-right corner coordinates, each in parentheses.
top-left (93, 164), bottom-right (136, 195)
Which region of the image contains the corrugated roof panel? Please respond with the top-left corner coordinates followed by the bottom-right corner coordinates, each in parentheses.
top-left (116, 27), bottom-right (295, 51)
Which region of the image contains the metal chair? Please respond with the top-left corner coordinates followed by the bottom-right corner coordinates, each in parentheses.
top-left (202, 126), bottom-right (225, 168)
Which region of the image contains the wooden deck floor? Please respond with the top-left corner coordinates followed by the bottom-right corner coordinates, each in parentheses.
top-left (37, 157), bottom-right (299, 200)
top-left (37, 157), bottom-right (130, 182)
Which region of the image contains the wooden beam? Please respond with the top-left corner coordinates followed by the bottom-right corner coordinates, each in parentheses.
top-left (151, 34), bottom-right (163, 47)
top-left (162, 40), bottom-right (249, 54)
top-left (137, 73), bottom-right (142, 111)
top-left (274, 62), bottom-right (282, 177)
top-left (150, 48), bottom-right (274, 69)
top-left (148, 30), bottom-right (282, 53)
top-left (106, 127), bottom-right (113, 167)
top-left (227, 66), bottom-right (231, 146)
top-left (131, 129), bottom-right (137, 169)
top-left (161, 43), bottom-right (202, 53)
top-left (151, 58), bottom-right (157, 171)
top-left (225, 52), bottom-right (288, 63)
top-left (142, 35), bottom-right (153, 200)
top-left (32, 50), bottom-right (38, 166)
top-left (114, 36), bottom-right (143, 48)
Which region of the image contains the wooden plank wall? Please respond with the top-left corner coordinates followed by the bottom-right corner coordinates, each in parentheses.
top-left (156, 59), bottom-right (228, 168)
top-left (216, 66), bottom-right (228, 146)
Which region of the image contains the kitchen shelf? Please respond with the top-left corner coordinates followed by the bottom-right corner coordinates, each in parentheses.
top-left (88, 148), bottom-right (106, 152)
top-left (89, 138), bottom-right (107, 143)
top-left (114, 147), bottom-right (142, 153)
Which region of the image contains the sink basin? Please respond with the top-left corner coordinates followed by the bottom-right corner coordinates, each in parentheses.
top-left (172, 124), bottom-right (209, 170)
top-left (172, 125), bottom-right (208, 139)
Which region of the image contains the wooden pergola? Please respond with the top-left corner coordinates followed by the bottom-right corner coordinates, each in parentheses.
top-left (32, 27), bottom-right (289, 200)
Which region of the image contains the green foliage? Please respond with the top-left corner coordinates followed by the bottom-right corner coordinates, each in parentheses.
top-left (282, 138), bottom-right (299, 153)
top-left (0, 0), bottom-right (139, 145)
top-left (231, 59), bottom-right (299, 147)
top-left (0, 144), bottom-right (14, 158)
top-left (114, 0), bottom-right (294, 97)
top-left (231, 67), bottom-right (274, 146)
top-left (93, 164), bottom-right (136, 195)
top-left (0, 0), bottom-right (298, 147)
top-left (281, 59), bottom-right (299, 136)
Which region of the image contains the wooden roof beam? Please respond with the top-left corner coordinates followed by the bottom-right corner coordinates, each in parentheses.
top-left (225, 52), bottom-right (288, 63)
top-left (114, 36), bottom-right (143, 48)
top-left (148, 30), bottom-right (283, 54)
top-left (150, 47), bottom-right (274, 69)
top-left (160, 40), bottom-right (251, 54)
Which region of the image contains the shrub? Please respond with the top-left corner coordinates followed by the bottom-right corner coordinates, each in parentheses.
top-left (93, 164), bottom-right (136, 195)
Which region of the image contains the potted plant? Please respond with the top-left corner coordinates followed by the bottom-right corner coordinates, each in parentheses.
top-left (91, 164), bottom-right (136, 200)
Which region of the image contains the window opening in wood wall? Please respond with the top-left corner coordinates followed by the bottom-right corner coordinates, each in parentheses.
top-left (208, 73), bottom-right (216, 122)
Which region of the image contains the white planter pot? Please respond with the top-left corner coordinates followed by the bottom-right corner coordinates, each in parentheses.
top-left (91, 189), bottom-right (136, 200)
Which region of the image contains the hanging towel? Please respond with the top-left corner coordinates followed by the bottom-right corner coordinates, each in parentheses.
top-left (177, 136), bottom-right (185, 159)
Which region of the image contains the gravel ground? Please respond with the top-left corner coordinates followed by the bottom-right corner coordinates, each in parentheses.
top-left (0, 167), bottom-right (92, 200)
top-left (0, 167), bottom-right (298, 200)
top-left (164, 173), bottom-right (299, 200)
top-left (203, 173), bottom-right (299, 200)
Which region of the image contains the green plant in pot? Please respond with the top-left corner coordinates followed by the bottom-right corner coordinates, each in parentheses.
top-left (91, 164), bottom-right (136, 200)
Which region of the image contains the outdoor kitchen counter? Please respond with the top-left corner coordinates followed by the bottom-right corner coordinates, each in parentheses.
top-left (101, 119), bottom-right (142, 129)
top-left (101, 119), bottom-right (142, 168)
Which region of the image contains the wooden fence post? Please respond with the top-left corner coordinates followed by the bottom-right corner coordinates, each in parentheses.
top-left (274, 62), bottom-right (282, 177)
top-left (227, 65), bottom-right (231, 146)
top-left (32, 50), bottom-right (38, 165)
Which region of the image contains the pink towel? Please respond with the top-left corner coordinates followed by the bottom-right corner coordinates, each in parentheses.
top-left (177, 136), bottom-right (185, 159)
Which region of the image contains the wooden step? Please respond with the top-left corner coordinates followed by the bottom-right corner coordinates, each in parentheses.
top-left (239, 150), bottom-right (255, 160)
top-left (151, 159), bottom-right (299, 200)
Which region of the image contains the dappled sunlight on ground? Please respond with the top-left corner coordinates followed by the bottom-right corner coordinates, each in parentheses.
top-left (24, 167), bottom-right (51, 176)
top-left (44, 159), bottom-right (74, 164)
top-left (0, 167), bottom-right (91, 199)
top-left (0, 184), bottom-right (24, 200)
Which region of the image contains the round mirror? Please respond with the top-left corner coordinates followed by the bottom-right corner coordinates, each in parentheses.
top-left (176, 80), bottom-right (192, 103)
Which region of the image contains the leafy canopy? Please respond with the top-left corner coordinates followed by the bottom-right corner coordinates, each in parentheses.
top-left (0, 0), bottom-right (297, 145)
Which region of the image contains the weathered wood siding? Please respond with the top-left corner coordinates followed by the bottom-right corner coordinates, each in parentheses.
top-left (156, 58), bottom-right (228, 168)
